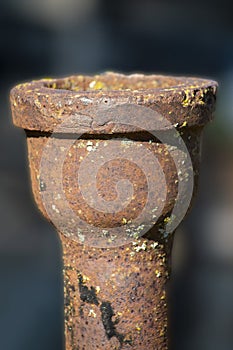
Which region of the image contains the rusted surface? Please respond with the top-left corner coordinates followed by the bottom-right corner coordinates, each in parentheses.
top-left (10, 72), bottom-right (217, 133)
top-left (25, 127), bottom-right (203, 247)
top-left (10, 72), bottom-right (217, 349)
top-left (62, 234), bottom-right (172, 350)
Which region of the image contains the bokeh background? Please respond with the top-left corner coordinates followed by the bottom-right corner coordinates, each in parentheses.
top-left (1, 0), bottom-right (233, 349)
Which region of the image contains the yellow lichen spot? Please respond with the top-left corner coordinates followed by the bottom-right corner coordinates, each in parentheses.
top-left (89, 80), bottom-right (106, 90)
top-left (182, 88), bottom-right (195, 107)
top-left (182, 100), bottom-right (190, 107)
top-left (96, 286), bottom-right (101, 294)
top-left (135, 324), bottom-right (141, 332)
top-left (122, 217), bottom-right (127, 224)
top-left (181, 121), bottom-right (187, 128)
top-left (161, 291), bottom-right (166, 300)
top-left (150, 242), bottom-right (159, 249)
top-left (159, 329), bottom-right (165, 337)
top-left (82, 275), bottom-right (90, 283)
top-left (133, 241), bottom-right (147, 252)
top-left (34, 100), bottom-right (41, 108)
top-left (88, 309), bottom-right (97, 318)
top-left (164, 217), bottom-right (171, 224)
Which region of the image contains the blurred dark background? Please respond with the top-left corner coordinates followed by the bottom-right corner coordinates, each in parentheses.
top-left (1, 0), bottom-right (233, 349)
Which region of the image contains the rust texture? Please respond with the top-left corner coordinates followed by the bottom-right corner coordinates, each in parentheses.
top-left (10, 72), bottom-right (218, 349)
top-left (62, 234), bottom-right (172, 350)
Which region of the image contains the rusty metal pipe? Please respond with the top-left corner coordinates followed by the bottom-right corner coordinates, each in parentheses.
top-left (10, 72), bottom-right (217, 349)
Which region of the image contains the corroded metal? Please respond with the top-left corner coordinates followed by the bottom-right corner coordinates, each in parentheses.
top-left (10, 72), bottom-right (217, 349)
top-left (62, 234), bottom-right (171, 350)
